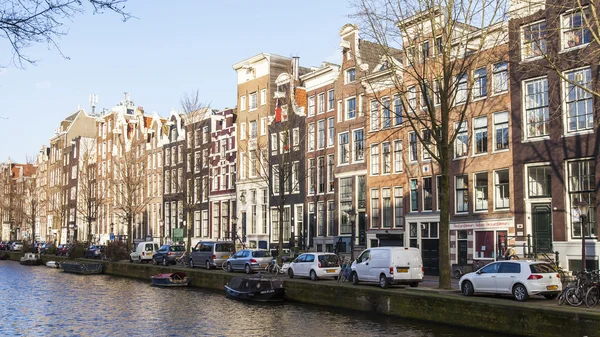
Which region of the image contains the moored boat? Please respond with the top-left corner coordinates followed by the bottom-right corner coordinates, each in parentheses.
top-left (61, 261), bottom-right (103, 274)
top-left (0, 254), bottom-right (8, 260)
top-left (20, 253), bottom-right (41, 266)
top-left (225, 276), bottom-right (285, 302)
top-left (151, 272), bottom-right (189, 287)
top-left (46, 261), bottom-right (61, 268)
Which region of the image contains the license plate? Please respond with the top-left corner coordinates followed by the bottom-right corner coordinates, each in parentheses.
top-left (326, 269), bottom-right (336, 273)
top-left (397, 268), bottom-right (409, 273)
top-left (222, 255), bottom-right (229, 259)
top-left (261, 264), bottom-right (267, 268)
top-left (547, 285), bottom-right (558, 291)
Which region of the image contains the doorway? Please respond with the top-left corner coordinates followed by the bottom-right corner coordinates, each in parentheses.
top-left (532, 203), bottom-right (552, 253)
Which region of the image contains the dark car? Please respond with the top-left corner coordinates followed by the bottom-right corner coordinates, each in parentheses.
top-left (83, 245), bottom-right (106, 259)
top-left (152, 244), bottom-right (185, 266)
top-left (0, 242), bottom-right (7, 251)
top-left (40, 243), bottom-right (55, 255)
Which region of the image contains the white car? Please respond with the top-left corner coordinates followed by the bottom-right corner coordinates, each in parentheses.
top-left (288, 253), bottom-right (340, 281)
top-left (458, 261), bottom-right (562, 301)
top-left (11, 241), bottom-right (23, 251)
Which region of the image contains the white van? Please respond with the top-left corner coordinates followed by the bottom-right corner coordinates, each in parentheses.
top-left (129, 242), bottom-right (160, 263)
top-left (351, 247), bottom-right (424, 288)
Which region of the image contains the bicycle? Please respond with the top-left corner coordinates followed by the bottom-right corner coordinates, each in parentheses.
top-left (175, 251), bottom-right (189, 267)
top-left (267, 259), bottom-right (289, 276)
top-left (337, 258), bottom-right (352, 283)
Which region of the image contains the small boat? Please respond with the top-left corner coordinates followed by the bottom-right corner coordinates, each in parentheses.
top-left (20, 253), bottom-right (41, 266)
top-left (225, 276), bottom-right (285, 302)
top-left (61, 262), bottom-right (103, 274)
top-left (46, 261), bottom-right (61, 268)
top-left (0, 254), bottom-right (9, 260)
top-left (151, 272), bottom-right (189, 287)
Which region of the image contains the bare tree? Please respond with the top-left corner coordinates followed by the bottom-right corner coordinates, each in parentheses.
top-left (0, 163), bottom-right (20, 240)
top-left (353, 0), bottom-right (509, 289)
top-left (1, 0), bottom-right (131, 67)
top-left (22, 157), bottom-right (40, 244)
top-left (75, 139), bottom-right (105, 244)
top-left (49, 182), bottom-right (70, 245)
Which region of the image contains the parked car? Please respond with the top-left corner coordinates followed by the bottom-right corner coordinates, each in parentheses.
top-left (189, 241), bottom-right (235, 269)
top-left (225, 249), bottom-right (272, 274)
top-left (40, 243), bottom-right (55, 255)
top-left (130, 242), bottom-right (160, 263)
top-left (83, 245), bottom-right (106, 259)
top-left (288, 253), bottom-right (341, 281)
top-left (458, 261), bottom-right (562, 302)
top-left (0, 241), bottom-right (7, 251)
top-left (351, 247), bottom-right (424, 288)
top-left (11, 241), bottom-right (23, 251)
top-left (152, 244), bottom-right (186, 266)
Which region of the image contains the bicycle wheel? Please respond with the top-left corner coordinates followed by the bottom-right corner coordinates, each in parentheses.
top-left (221, 261), bottom-right (228, 271)
top-left (558, 288), bottom-right (568, 306)
top-left (566, 287), bottom-right (583, 306)
top-left (585, 286), bottom-right (599, 308)
top-left (269, 264), bottom-right (279, 276)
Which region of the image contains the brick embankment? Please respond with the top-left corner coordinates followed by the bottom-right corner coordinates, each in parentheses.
top-left (5, 252), bottom-right (600, 337)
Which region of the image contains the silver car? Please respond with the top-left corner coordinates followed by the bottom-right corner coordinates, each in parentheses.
top-left (11, 241), bottom-right (23, 251)
top-left (225, 249), bottom-right (272, 274)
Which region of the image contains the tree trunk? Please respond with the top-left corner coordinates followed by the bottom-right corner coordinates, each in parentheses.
top-left (127, 214), bottom-right (133, 252)
top-left (438, 143), bottom-right (452, 289)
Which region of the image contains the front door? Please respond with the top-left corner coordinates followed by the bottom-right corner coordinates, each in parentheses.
top-left (358, 212), bottom-right (366, 246)
top-left (458, 240), bottom-right (468, 266)
top-left (532, 203), bottom-right (552, 253)
top-left (496, 231), bottom-right (507, 260)
top-left (422, 239), bottom-right (439, 276)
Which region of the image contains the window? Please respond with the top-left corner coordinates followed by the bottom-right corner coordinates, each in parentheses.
top-left (393, 95), bottom-right (402, 125)
top-left (475, 231), bottom-right (494, 259)
top-left (273, 165), bottom-right (280, 194)
top-left (327, 117), bottom-right (334, 147)
top-left (522, 21), bottom-right (547, 59)
top-left (346, 68), bottom-right (356, 83)
top-left (569, 160), bottom-right (596, 238)
top-left (382, 142), bottom-right (390, 174)
top-left (261, 117), bottom-right (267, 136)
top-left (240, 122), bottom-right (246, 140)
top-left (202, 149), bottom-right (208, 168)
top-left (337, 100), bottom-right (343, 122)
top-left (371, 189), bottom-right (380, 228)
top-left (202, 177), bottom-right (208, 201)
top-left (524, 77), bottom-right (549, 138)
top-left (317, 202), bottom-right (325, 236)
top-left (212, 168), bottom-right (219, 191)
top-left (528, 166), bottom-right (551, 197)
top-left (494, 112), bottom-right (509, 151)
top-left (454, 122), bottom-right (468, 158)
top-left (420, 83), bottom-right (431, 110)
top-left (262, 189), bottom-right (268, 234)
top-left (339, 133), bottom-right (349, 164)
top-left (382, 97), bottom-right (391, 128)
top-left (382, 188), bottom-right (391, 228)
top-left (308, 96), bottom-right (315, 116)
top-left (249, 150), bottom-right (257, 178)
top-left (292, 128), bottom-right (299, 148)
top-left (435, 37), bottom-right (443, 55)
top-left (406, 46), bottom-right (416, 64)
top-left (394, 187), bottom-right (403, 229)
top-left (455, 175), bottom-right (469, 213)
top-left (410, 179), bottom-right (418, 212)
top-left (422, 40), bottom-right (430, 59)
top-left (436, 176), bottom-right (442, 211)
top-left (239, 152), bottom-right (246, 179)
top-left (317, 157), bottom-right (325, 194)
top-left (393, 140), bottom-right (402, 172)
top-left (240, 95), bottom-right (246, 111)
top-left (422, 129), bottom-right (432, 160)
top-left (203, 126), bottom-right (209, 143)
top-left (408, 86), bottom-right (417, 110)
top-left (347, 97), bottom-right (356, 119)
top-left (270, 133), bottom-right (277, 155)
top-left (433, 80), bottom-right (441, 106)
top-left (370, 100), bottom-right (379, 131)
top-left (318, 93), bottom-right (325, 114)
top-left (455, 74), bottom-right (467, 104)
top-left (409, 132), bottom-right (417, 162)
top-left (249, 92), bottom-right (257, 110)
top-left (474, 116), bottom-right (488, 154)
top-left (327, 201), bottom-right (335, 236)
top-left (260, 89), bottom-right (267, 106)
top-left (370, 144), bottom-right (379, 175)
top-left (495, 170), bottom-right (510, 209)
top-left (474, 172), bottom-right (489, 211)
top-left (353, 129), bottom-right (364, 161)
top-left (328, 90), bottom-right (335, 111)
top-left (318, 120), bottom-right (325, 149)
top-left (251, 191), bottom-right (257, 234)
top-left (327, 154), bottom-right (334, 192)
top-left (492, 62), bottom-right (508, 94)
top-left (564, 67), bottom-right (593, 133)
top-left (250, 120), bottom-right (257, 139)
top-left (308, 123), bottom-right (315, 151)
top-left (472, 67), bottom-right (487, 99)
top-left (562, 9), bottom-right (591, 49)
top-left (423, 177), bottom-right (433, 211)
top-left (308, 159), bottom-right (315, 194)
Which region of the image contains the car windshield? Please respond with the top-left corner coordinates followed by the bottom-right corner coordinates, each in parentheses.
top-left (170, 246), bottom-right (185, 252)
top-left (215, 243), bottom-right (233, 252)
top-left (252, 250), bottom-right (271, 258)
top-left (530, 263), bottom-right (555, 274)
top-left (318, 255), bottom-right (339, 267)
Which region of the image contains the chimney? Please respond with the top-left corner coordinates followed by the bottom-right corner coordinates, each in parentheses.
top-left (292, 56), bottom-right (300, 81)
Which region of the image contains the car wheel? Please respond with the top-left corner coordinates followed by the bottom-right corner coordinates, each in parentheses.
top-left (288, 268), bottom-right (294, 279)
top-left (351, 272), bottom-right (359, 285)
top-left (462, 281), bottom-right (474, 296)
top-left (152, 258), bottom-right (157, 265)
top-left (245, 264), bottom-right (251, 274)
top-left (409, 282), bottom-right (419, 288)
top-left (162, 258), bottom-right (168, 266)
top-left (379, 274), bottom-right (389, 289)
top-left (129, 257), bottom-right (133, 263)
top-left (544, 294), bottom-right (558, 300)
top-left (513, 284), bottom-right (529, 302)
top-left (189, 259), bottom-right (194, 268)
top-left (227, 262), bottom-right (233, 273)
top-left (310, 270), bottom-right (318, 281)
top-left (206, 260), bottom-right (211, 270)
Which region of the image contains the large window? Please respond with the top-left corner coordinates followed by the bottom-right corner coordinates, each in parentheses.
top-left (371, 189), bottom-right (380, 228)
top-left (317, 202), bottom-right (325, 236)
top-left (346, 68), bottom-right (356, 83)
top-left (562, 9), bottom-right (591, 50)
top-left (564, 67), bottom-right (593, 133)
top-left (327, 117), bottom-right (335, 147)
top-left (475, 231), bottom-right (494, 259)
top-left (382, 97), bottom-right (391, 128)
top-left (308, 96), bottom-right (315, 116)
top-left (318, 93), bottom-right (325, 114)
top-left (308, 159), bottom-right (314, 194)
top-left (495, 170), bottom-right (510, 210)
top-left (524, 77), bottom-right (549, 138)
top-left (394, 95), bottom-right (402, 126)
top-left (528, 166), bottom-right (551, 197)
top-left (422, 129), bottom-right (432, 160)
top-left (382, 142), bottom-right (390, 174)
top-left (423, 177), bottom-right (433, 211)
top-left (472, 67), bottom-right (487, 99)
top-left (347, 97), bottom-right (356, 119)
top-left (340, 178), bottom-right (353, 234)
top-left (328, 90), bottom-right (335, 111)
top-left (494, 111), bottom-right (509, 151)
top-left (317, 157), bottom-right (325, 194)
top-left (410, 179), bottom-right (418, 212)
top-left (569, 160), bottom-right (596, 238)
top-left (522, 21), bottom-right (547, 59)
top-left (409, 132), bottom-right (417, 162)
top-left (318, 120), bottom-right (325, 149)
top-left (370, 100), bottom-right (379, 131)
top-left (308, 123), bottom-right (315, 151)
top-left (454, 122), bottom-right (468, 158)
top-left (249, 92), bottom-right (257, 110)
top-left (456, 175), bottom-right (469, 213)
top-left (327, 154), bottom-right (334, 192)
top-left (328, 201), bottom-right (335, 236)
top-left (492, 62), bottom-right (508, 94)
top-left (408, 86), bottom-right (417, 110)
top-left (394, 140), bottom-right (402, 173)
top-left (394, 187), bottom-right (403, 229)
top-left (474, 172), bottom-right (488, 211)
top-left (353, 129), bottom-right (364, 161)
top-left (474, 116), bottom-right (488, 154)
top-left (339, 132), bottom-right (349, 164)
top-left (382, 188), bottom-right (391, 228)
top-left (455, 74), bottom-right (468, 104)
top-left (370, 144), bottom-right (379, 175)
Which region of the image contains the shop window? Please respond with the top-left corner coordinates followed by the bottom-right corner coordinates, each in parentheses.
top-left (475, 231), bottom-right (494, 259)
top-left (409, 223), bottom-right (418, 248)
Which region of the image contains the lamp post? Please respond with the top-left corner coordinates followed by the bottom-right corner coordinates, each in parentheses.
top-left (347, 209), bottom-right (356, 261)
top-left (232, 215), bottom-right (238, 245)
top-left (576, 201), bottom-right (589, 271)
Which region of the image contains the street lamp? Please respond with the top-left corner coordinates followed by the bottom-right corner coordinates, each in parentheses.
top-left (347, 209), bottom-right (356, 261)
top-left (232, 215), bottom-right (238, 244)
top-left (576, 201), bottom-right (589, 271)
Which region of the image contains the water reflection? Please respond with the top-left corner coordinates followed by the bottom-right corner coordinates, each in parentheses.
top-left (0, 261), bottom-right (502, 336)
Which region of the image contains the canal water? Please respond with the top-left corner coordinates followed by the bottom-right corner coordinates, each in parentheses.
top-left (0, 261), bottom-right (506, 337)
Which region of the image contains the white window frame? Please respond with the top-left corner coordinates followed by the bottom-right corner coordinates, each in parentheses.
top-left (249, 92), bottom-right (258, 110)
top-left (492, 62), bottom-right (508, 94)
top-left (308, 96), bottom-right (315, 116)
top-left (240, 95), bottom-right (247, 111)
top-left (561, 8), bottom-right (591, 51)
top-left (370, 144), bottom-right (379, 175)
top-left (260, 89), bottom-right (267, 106)
top-left (563, 67), bottom-right (593, 134)
top-left (521, 20), bottom-right (547, 60)
top-left (523, 76), bottom-right (549, 139)
top-left (338, 132), bottom-right (349, 165)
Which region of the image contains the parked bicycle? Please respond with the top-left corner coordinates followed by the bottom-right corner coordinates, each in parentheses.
top-left (175, 251), bottom-right (189, 267)
top-left (266, 259), bottom-right (290, 276)
top-left (337, 258), bottom-right (352, 283)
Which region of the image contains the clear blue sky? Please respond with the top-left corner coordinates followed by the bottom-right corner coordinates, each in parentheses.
top-left (0, 0), bottom-right (354, 163)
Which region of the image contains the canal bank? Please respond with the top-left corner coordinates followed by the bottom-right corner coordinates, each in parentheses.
top-left (5, 252), bottom-right (600, 337)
